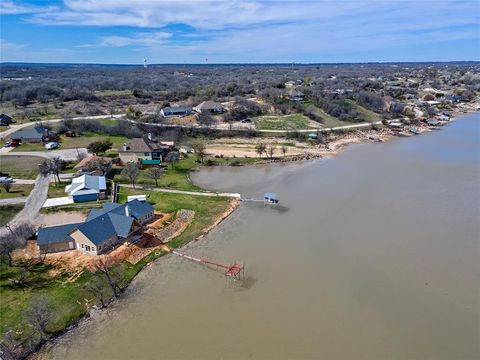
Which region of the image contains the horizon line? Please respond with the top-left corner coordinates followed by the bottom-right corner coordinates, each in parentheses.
top-left (1, 60), bottom-right (480, 67)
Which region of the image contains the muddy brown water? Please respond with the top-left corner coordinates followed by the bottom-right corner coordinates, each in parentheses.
top-left (37, 114), bottom-right (479, 360)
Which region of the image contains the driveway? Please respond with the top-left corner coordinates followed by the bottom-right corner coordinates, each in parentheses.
top-left (43, 197), bottom-right (74, 208)
top-left (1, 148), bottom-right (88, 161)
top-left (0, 197), bottom-right (27, 205)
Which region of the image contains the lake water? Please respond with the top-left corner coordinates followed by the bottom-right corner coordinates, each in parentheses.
top-left (39, 113), bottom-right (480, 360)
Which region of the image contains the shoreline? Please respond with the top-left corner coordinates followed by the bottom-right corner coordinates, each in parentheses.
top-left (18, 103), bottom-right (480, 360)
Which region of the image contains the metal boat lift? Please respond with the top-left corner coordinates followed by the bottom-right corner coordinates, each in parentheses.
top-left (172, 251), bottom-right (244, 280)
top-left (241, 192), bottom-right (279, 206)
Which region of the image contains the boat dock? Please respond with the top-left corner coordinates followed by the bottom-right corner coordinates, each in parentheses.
top-left (172, 250), bottom-right (244, 279)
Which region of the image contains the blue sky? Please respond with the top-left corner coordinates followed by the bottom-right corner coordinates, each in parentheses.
top-left (1, 0), bottom-right (479, 64)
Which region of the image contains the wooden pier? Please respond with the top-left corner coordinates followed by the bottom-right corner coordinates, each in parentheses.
top-left (172, 251), bottom-right (244, 280)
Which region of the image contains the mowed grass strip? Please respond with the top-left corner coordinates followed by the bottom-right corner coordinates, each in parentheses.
top-left (0, 205), bottom-right (23, 226)
top-left (0, 184), bottom-right (34, 199)
top-left (0, 155), bottom-right (41, 179)
top-left (253, 114), bottom-right (313, 130)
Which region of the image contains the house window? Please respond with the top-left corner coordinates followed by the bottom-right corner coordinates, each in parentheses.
top-left (81, 244), bottom-right (84, 249)
top-left (86, 245), bottom-right (91, 251)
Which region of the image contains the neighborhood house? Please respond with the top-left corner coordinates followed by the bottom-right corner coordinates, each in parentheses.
top-left (74, 155), bottom-right (113, 174)
top-left (65, 174), bottom-right (107, 202)
top-left (0, 114), bottom-right (15, 126)
top-left (37, 199), bottom-right (155, 255)
top-left (160, 106), bottom-right (193, 116)
top-left (119, 137), bottom-right (174, 165)
top-left (193, 101), bottom-right (224, 114)
top-left (10, 126), bottom-right (56, 143)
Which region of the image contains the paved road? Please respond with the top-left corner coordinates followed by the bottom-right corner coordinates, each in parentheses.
top-left (0, 148), bottom-right (88, 161)
top-left (120, 184), bottom-right (241, 198)
top-left (0, 197), bottom-right (27, 205)
top-left (0, 174), bottom-right (50, 229)
top-left (1, 113), bottom-right (395, 140)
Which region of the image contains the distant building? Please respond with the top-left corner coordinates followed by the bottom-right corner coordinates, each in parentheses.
top-left (10, 126), bottom-right (56, 143)
top-left (37, 199), bottom-right (155, 255)
top-left (287, 89), bottom-right (305, 101)
top-left (193, 101), bottom-right (224, 114)
top-left (65, 174), bottom-right (107, 202)
top-left (160, 106), bottom-right (192, 117)
top-left (0, 114), bottom-right (15, 126)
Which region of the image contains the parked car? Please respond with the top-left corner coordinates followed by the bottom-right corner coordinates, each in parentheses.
top-left (45, 142), bottom-right (60, 150)
top-left (0, 176), bottom-right (14, 184)
top-left (4, 141), bottom-right (12, 147)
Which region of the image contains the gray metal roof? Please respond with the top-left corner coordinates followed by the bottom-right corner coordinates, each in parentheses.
top-left (87, 199), bottom-right (153, 222)
top-left (11, 127), bottom-right (47, 140)
top-left (37, 223), bottom-right (82, 245)
top-left (76, 213), bottom-right (134, 245)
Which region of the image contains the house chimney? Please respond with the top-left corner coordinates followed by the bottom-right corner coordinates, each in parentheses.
top-left (125, 205), bottom-right (130, 218)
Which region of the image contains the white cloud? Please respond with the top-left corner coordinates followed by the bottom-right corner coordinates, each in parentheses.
top-left (0, 0), bottom-right (55, 15)
top-left (93, 31), bottom-right (172, 47)
top-left (0, 39), bottom-right (26, 52)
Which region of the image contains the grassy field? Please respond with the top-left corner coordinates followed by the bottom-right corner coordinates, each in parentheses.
top-left (114, 155), bottom-right (204, 191)
top-left (0, 205), bottom-right (23, 226)
top-left (303, 103), bottom-right (354, 128)
top-left (11, 132), bottom-right (129, 152)
top-left (47, 183), bottom-right (68, 198)
top-left (1, 183), bottom-right (233, 355)
top-left (346, 100), bottom-right (383, 123)
top-left (94, 89), bottom-right (132, 97)
top-left (0, 156), bottom-right (41, 179)
top-left (0, 184), bottom-right (34, 199)
top-left (253, 114), bottom-right (313, 130)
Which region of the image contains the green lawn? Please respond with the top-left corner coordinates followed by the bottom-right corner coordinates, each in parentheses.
top-left (11, 132), bottom-right (129, 152)
top-left (346, 99), bottom-right (383, 123)
top-left (114, 156), bottom-right (204, 191)
top-left (0, 184), bottom-right (33, 199)
top-left (47, 183), bottom-right (68, 198)
top-left (253, 114), bottom-right (313, 130)
top-left (0, 156), bottom-right (41, 179)
top-left (0, 205), bottom-right (23, 226)
top-left (303, 103), bottom-right (353, 128)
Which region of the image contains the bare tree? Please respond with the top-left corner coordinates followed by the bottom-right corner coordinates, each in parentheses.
top-left (121, 162), bottom-right (140, 188)
top-left (0, 223), bottom-right (36, 267)
top-left (191, 139), bottom-right (207, 164)
top-left (145, 167), bottom-right (163, 187)
top-left (24, 296), bottom-right (54, 340)
top-left (255, 143), bottom-right (267, 158)
top-left (1, 182), bottom-right (12, 193)
top-left (38, 157), bottom-right (65, 184)
top-left (94, 255), bottom-right (123, 297)
top-left (85, 158), bottom-right (112, 176)
top-left (267, 145), bottom-right (276, 159)
top-left (281, 145), bottom-right (288, 157)
top-left (164, 151), bottom-right (179, 168)
top-left (85, 276), bottom-right (109, 308)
